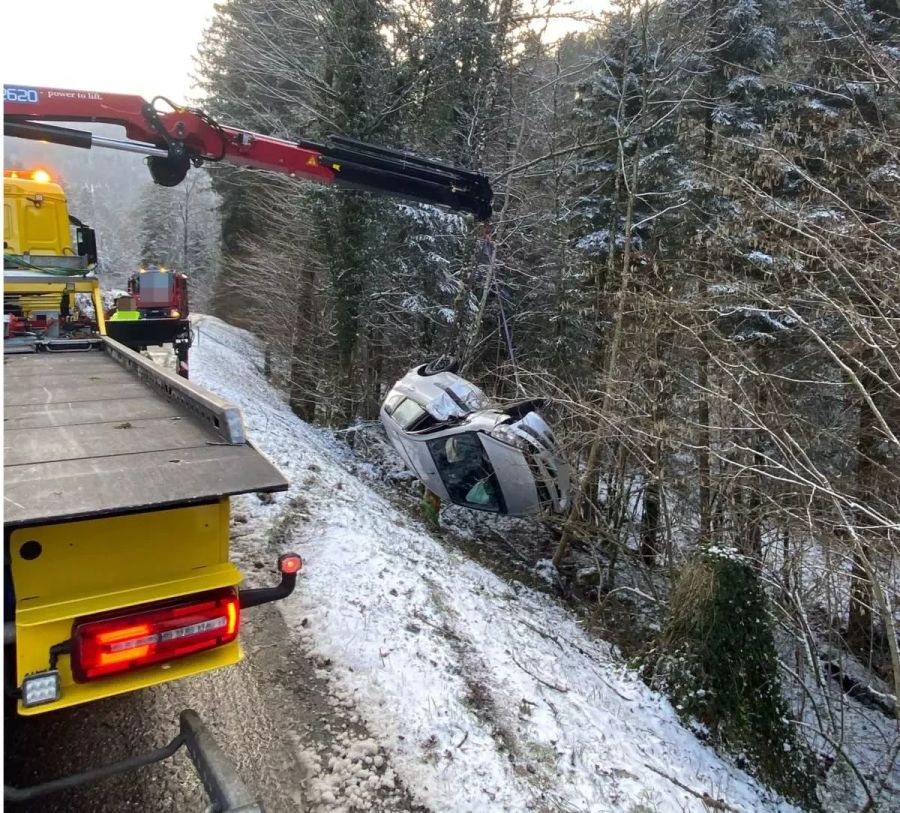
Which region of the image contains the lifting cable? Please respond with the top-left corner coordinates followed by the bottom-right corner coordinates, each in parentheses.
top-left (476, 224), bottom-right (523, 395)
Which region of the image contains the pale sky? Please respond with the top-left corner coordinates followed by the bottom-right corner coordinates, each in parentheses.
top-left (2, 0), bottom-right (217, 102)
top-left (2, 1), bottom-right (606, 105)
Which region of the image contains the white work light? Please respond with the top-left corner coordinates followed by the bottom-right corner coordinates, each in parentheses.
top-left (22, 670), bottom-right (61, 708)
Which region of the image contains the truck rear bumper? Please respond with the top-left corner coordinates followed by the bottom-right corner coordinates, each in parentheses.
top-left (8, 548), bottom-right (302, 715)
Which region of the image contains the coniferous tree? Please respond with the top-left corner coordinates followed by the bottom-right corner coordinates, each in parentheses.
top-left (190, 4), bottom-right (900, 801)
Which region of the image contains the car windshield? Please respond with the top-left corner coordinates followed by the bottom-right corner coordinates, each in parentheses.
top-left (427, 433), bottom-right (502, 512)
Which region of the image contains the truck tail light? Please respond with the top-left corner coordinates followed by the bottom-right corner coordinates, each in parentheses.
top-left (279, 553), bottom-right (302, 574)
top-left (71, 589), bottom-right (239, 682)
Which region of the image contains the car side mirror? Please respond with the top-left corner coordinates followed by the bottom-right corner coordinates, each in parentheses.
top-left (75, 225), bottom-right (98, 266)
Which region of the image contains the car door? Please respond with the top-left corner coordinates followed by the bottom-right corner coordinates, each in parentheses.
top-left (479, 435), bottom-right (540, 516)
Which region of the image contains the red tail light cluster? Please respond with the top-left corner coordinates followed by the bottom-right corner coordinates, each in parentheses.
top-left (72, 589), bottom-right (240, 682)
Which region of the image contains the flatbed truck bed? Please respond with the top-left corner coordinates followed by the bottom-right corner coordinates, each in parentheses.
top-left (4, 336), bottom-right (287, 528)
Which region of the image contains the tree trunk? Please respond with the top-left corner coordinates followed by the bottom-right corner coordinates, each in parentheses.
top-left (363, 326), bottom-right (384, 420)
top-left (847, 548), bottom-right (875, 660)
top-left (553, 2), bottom-right (645, 568)
top-left (641, 330), bottom-right (664, 566)
top-left (743, 348), bottom-right (768, 559)
top-left (697, 354), bottom-right (712, 545)
top-left (847, 368), bottom-right (880, 658)
top-left (641, 475), bottom-right (660, 566)
top-left (289, 265), bottom-right (318, 422)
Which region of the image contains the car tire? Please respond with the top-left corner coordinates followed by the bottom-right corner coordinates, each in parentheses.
top-left (420, 355), bottom-right (460, 376)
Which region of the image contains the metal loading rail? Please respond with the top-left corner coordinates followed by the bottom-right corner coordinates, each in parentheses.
top-left (4, 335), bottom-right (287, 529)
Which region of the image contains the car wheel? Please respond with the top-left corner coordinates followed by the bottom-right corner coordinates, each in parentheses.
top-left (421, 355), bottom-right (460, 376)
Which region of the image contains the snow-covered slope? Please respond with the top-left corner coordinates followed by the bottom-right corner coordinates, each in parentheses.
top-left (192, 315), bottom-right (797, 813)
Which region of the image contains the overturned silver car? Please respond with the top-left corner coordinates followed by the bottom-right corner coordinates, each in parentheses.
top-left (380, 359), bottom-right (571, 517)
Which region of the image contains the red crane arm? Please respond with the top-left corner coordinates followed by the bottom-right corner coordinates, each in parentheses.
top-left (3, 85), bottom-right (492, 220)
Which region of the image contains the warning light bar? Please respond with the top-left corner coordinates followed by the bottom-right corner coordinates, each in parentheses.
top-left (3, 168), bottom-right (53, 182)
top-left (71, 589), bottom-right (239, 682)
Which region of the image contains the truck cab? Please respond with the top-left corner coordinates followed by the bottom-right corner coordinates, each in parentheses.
top-left (128, 266), bottom-right (189, 319)
top-left (3, 169), bottom-right (71, 257)
top-left (3, 168), bottom-right (97, 270)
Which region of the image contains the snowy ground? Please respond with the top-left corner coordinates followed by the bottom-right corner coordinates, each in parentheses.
top-left (191, 315), bottom-right (800, 813)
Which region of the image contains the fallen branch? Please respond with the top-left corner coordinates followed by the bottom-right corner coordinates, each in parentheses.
top-left (643, 763), bottom-right (741, 813)
top-left (490, 529), bottom-right (530, 563)
top-left (516, 619), bottom-right (635, 701)
top-left (604, 585), bottom-right (661, 605)
top-left (789, 717), bottom-right (875, 810)
top-left (509, 651), bottom-right (569, 693)
top-left (411, 609), bottom-right (462, 643)
top-left (822, 660), bottom-right (897, 719)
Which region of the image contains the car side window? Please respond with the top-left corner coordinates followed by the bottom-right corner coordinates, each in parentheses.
top-left (383, 391), bottom-right (404, 414)
top-left (391, 398), bottom-right (427, 429)
top-left (426, 433), bottom-right (502, 512)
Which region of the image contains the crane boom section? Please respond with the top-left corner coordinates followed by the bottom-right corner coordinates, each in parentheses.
top-left (4, 85), bottom-right (492, 220)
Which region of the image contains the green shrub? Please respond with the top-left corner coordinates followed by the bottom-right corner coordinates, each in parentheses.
top-left (642, 548), bottom-right (819, 809)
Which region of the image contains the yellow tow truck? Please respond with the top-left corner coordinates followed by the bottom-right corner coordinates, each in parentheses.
top-left (4, 169), bottom-right (298, 808)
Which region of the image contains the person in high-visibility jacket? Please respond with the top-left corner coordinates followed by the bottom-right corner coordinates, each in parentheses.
top-left (109, 294), bottom-right (140, 321)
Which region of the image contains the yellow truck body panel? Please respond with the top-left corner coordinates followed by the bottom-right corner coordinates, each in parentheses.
top-left (10, 501), bottom-right (243, 715)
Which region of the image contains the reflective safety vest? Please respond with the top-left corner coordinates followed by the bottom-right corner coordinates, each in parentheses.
top-left (109, 310), bottom-right (140, 321)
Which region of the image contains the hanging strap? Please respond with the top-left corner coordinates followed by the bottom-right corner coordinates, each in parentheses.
top-left (474, 226), bottom-right (523, 395)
